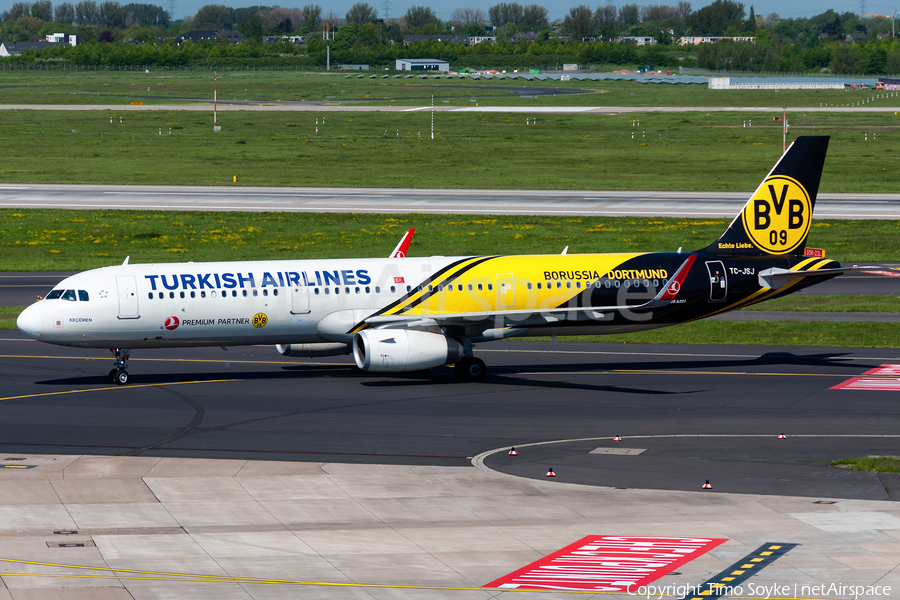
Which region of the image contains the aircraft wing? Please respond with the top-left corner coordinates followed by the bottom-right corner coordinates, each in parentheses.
top-left (389, 229), bottom-right (416, 258)
top-left (759, 265), bottom-right (880, 290)
top-left (363, 256), bottom-right (696, 330)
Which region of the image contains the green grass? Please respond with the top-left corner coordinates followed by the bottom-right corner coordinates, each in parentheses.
top-left (832, 456), bottom-right (900, 473)
top-left (538, 320), bottom-right (900, 348)
top-left (742, 294), bottom-right (898, 312)
top-left (0, 306), bottom-right (23, 329)
top-left (1, 209), bottom-right (898, 271)
top-left (1, 108), bottom-right (900, 191)
top-left (0, 71), bottom-right (897, 109)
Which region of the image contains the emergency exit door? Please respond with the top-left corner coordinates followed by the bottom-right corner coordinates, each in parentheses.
top-left (497, 273), bottom-right (516, 308)
top-left (705, 261), bottom-right (727, 302)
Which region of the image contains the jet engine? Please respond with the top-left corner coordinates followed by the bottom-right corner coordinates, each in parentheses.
top-left (276, 343), bottom-right (351, 357)
top-left (353, 329), bottom-right (463, 373)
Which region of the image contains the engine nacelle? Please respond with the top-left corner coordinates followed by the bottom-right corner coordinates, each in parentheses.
top-left (276, 343), bottom-right (351, 357)
top-left (353, 329), bottom-right (463, 373)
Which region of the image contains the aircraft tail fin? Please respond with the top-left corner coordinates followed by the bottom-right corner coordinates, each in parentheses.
top-left (702, 136), bottom-right (829, 256)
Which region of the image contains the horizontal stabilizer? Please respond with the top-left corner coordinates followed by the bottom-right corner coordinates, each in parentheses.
top-left (758, 265), bottom-right (878, 290)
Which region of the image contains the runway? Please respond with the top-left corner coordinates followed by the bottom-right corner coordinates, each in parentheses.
top-left (2, 327), bottom-right (900, 597)
top-left (2, 184), bottom-right (900, 218)
top-left (1, 334), bottom-right (898, 500)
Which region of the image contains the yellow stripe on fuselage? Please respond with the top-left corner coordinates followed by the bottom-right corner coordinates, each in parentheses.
top-left (393, 253), bottom-right (646, 317)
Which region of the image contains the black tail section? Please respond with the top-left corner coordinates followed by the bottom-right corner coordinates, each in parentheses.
top-left (703, 136), bottom-right (830, 256)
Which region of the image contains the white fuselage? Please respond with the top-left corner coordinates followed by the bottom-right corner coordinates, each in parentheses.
top-left (17, 257), bottom-right (462, 349)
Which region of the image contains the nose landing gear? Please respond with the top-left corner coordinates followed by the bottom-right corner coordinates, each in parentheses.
top-left (108, 348), bottom-right (130, 385)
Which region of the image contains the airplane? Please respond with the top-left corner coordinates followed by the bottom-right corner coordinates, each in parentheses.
top-left (16, 136), bottom-right (870, 383)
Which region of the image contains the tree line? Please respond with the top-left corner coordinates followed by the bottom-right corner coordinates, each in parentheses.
top-left (1, 0), bottom-right (899, 75)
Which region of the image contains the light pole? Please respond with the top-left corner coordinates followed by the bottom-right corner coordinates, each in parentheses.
top-left (210, 71), bottom-right (221, 131)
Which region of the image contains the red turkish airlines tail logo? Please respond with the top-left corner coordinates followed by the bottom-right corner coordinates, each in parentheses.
top-left (164, 316), bottom-right (179, 330)
top-left (660, 255), bottom-right (696, 301)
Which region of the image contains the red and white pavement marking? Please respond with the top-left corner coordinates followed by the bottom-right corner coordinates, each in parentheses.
top-left (862, 365), bottom-right (900, 376)
top-left (832, 365), bottom-right (900, 391)
top-left (831, 377), bottom-right (900, 391)
top-left (862, 270), bottom-right (900, 277)
top-left (484, 536), bottom-right (726, 592)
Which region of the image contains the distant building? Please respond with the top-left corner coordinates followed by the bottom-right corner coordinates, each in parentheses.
top-left (679, 35), bottom-right (755, 45)
top-left (404, 34), bottom-right (470, 45)
top-left (0, 41), bottom-right (62, 56)
top-left (338, 64), bottom-right (369, 70)
top-left (45, 33), bottom-right (80, 46)
top-left (508, 32), bottom-right (537, 43)
top-left (616, 35), bottom-right (656, 45)
top-left (395, 58), bottom-right (450, 71)
top-left (175, 30), bottom-right (244, 45)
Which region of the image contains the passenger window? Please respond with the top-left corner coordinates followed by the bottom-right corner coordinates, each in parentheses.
top-left (252, 289), bottom-right (258, 297)
top-left (62, 290), bottom-right (76, 301)
top-left (644, 279), bottom-right (651, 288)
top-left (180, 291), bottom-right (185, 298)
top-left (46, 290), bottom-right (63, 299)
top-left (556, 282), bottom-right (562, 289)
top-left (232, 290), bottom-right (237, 297)
top-left (375, 286), bottom-right (380, 293)
top-left (487, 284), bottom-right (493, 291)
top-left (477, 284), bottom-right (483, 291)
top-left (148, 293), bottom-right (153, 299)
top-left (211, 291), bottom-right (217, 298)
top-left (624, 280), bottom-right (630, 288)
top-left (536, 283), bottom-right (542, 290)
top-left (576, 282), bottom-right (581, 289)
top-left (325, 288), bottom-right (330, 295)
top-left (457, 284), bottom-right (462, 291)
top-left (428, 285), bottom-right (433, 292)
top-left (190, 291), bottom-right (195, 298)
top-left (169, 292), bottom-right (175, 299)
top-left (653, 279), bottom-right (659, 287)
top-left (273, 289), bottom-right (278, 296)
top-left (605, 281), bottom-right (611, 288)
top-left (345, 287), bottom-right (350, 294)
top-left (355, 287), bottom-right (360, 294)
top-left (365, 286), bottom-right (370, 293)
top-left (390, 286), bottom-right (396, 293)
top-left (468, 284), bottom-right (473, 291)
top-left (242, 290), bottom-right (248, 297)
top-left (566, 282), bottom-right (572, 289)
top-left (314, 288), bottom-right (320, 295)
top-left (335, 287), bottom-right (340, 295)
top-left (262, 289), bottom-right (268, 297)
top-left (527, 283), bottom-right (532, 290)
top-left (78, 290), bottom-right (89, 301)
top-left (201, 291), bottom-right (206, 298)
top-left (159, 292), bottom-right (164, 299)
top-left (614, 281), bottom-right (620, 288)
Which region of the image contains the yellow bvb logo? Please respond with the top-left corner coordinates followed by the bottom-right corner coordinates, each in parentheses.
top-left (252, 313), bottom-right (268, 328)
top-left (742, 175), bottom-right (811, 254)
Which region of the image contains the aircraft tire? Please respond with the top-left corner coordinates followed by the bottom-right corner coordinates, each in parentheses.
top-left (108, 369), bottom-right (119, 384)
top-left (454, 357), bottom-right (486, 382)
top-left (114, 369), bottom-right (129, 385)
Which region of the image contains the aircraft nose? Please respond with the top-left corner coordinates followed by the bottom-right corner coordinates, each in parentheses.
top-left (16, 305), bottom-right (42, 339)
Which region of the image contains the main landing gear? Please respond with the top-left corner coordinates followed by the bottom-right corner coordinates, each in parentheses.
top-left (108, 348), bottom-right (130, 385)
top-left (454, 356), bottom-right (486, 382)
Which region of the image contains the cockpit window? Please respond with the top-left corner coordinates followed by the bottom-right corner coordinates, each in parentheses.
top-left (45, 290), bottom-right (63, 300)
top-left (61, 290), bottom-right (77, 301)
top-left (78, 290), bottom-right (89, 302)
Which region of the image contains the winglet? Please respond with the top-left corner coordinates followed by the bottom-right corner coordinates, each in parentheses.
top-left (390, 229), bottom-right (416, 258)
